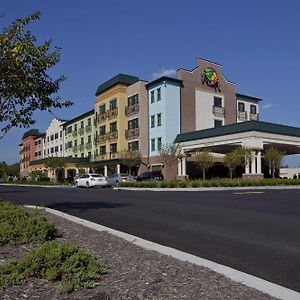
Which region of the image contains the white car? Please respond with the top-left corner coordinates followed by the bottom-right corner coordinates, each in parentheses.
top-left (75, 174), bottom-right (107, 188)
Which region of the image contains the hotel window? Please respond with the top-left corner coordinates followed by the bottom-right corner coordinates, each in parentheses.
top-left (81, 120), bottom-right (84, 128)
top-left (100, 145), bottom-right (106, 155)
top-left (81, 153), bottom-right (84, 158)
top-left (55, 133), bottom-right (58, 139)
top-left (157, 113), bottom-right (161, 126)
top-left (128, 141), bottom-right (139, 151)
top-left (88, 135), bottom-right (91, 143)
top-left (157, 88), bottom-right (161, 101)
top-left (60, 145), bottom-right (62, 151)
top-left (110, 122), bottom-right (117, 132)
top-left (238, 102), bottom-right (245, 112)
top-left (88, 152), bottom-right (91, 158)
top-left (128, 94), bottom-right (139, 106)
top-left (110, 98), bottom-right (117, 110)
top-left (150, 115), bottom-right (155, 128)
top-left (74, 124), bottom-right (77, 131)
top-left (110, 143), bottom-right (117, 153)
top-left (128, 118), bottom-right (139, 130)
top-left (214, 120), bottom-right (223, 127)
top-left (214, 96), bottom-right (222, 107)
top-left (99, 104), bottom-right (106, 114)
top-left (74, 139), bottom-right (77, 147)
top-left (51, 147), bottom-right (54, 153)
top-left (68, 141), bottom-right (72, 148)
top-left (157, 137), bottom-right (162, 151)
top-left (50, 135), bottom-right (54, 141)
top-left (88, 118), bottom-right (91, 126)
top-left (250, 104), bottom-right (257, 114)
top-left (55, 146), bottom-right (58, 152)
top-left (81, 137), bottom-right (84, 145)
top-left (151, 138), bottom-right (155, 151)
top-left (99, 125), bottom-right (106, 135)
top-left (150, 91), bottom-right (155, 103)
top-left (47, 136), bottom-right (49, 142)
top-left (60, 131), bottom-right (62, 138)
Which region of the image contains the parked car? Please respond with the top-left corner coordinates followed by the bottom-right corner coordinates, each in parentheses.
top-left (136, 171), bottom-right (164, 181)
top-left (75, 174), bottom-right (107, 188)
top-left (107, 173), bottom-right (135, 187)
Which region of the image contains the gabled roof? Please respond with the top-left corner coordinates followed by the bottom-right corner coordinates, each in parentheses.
top-left (22, 129), bottom-right (43, 140)
top-left (145, 76), bottom-right (183, 90)
top-left (175, 121), bottom-right (300, 143)
top-left (95, 74), bottom-right (139, 96)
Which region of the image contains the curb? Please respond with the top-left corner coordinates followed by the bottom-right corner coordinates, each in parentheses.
top-left (114, 185), bottom-right (300, 192)
top-left (26, 205), bottom-right (300, 300)
top-left (0, 183), bottom-right (74, 188)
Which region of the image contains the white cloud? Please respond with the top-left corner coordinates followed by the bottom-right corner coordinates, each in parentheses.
top-left (262, 103), bottom-right (274, 110)
top-left (152, 68), bottom-right (177, 79)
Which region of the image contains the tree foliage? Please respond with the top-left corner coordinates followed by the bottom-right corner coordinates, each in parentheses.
top-left (0, 12), bottom-right (72, 138)
top-left (159, 143), bottom-right (182, 167)
top-left (45, 157), bottom-right (67, 181)
top-left (120, 150), bottom-right (142, 174)
top-left (194, 150), bottom-right (213, 179)
top-left (264, 147), bottom-right (284, 178)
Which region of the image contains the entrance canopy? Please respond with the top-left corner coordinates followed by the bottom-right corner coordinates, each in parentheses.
top-left (174, 121), bottom-right (300, 178)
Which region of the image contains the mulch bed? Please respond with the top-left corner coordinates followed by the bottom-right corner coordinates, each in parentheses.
top-left (0, 210), bottom-right (277, 300)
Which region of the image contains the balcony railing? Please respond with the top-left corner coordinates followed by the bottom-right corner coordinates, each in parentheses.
top-left (79, 144), bottom-right (85, 151)
top-left (125, 128), bottom-right (140, 140)
top-left (85, 143), bottom-right (92, 150)
top-left (79, 128), bottom-right (84, 135)
top-left (94, 152), bottom-right (120, 161)
top-left (125, 103), bottom-right (139, 117)
top-left (85, 125), bottom-right (92, 133)
top-left (72, 131), bottom-right (78, 137)
top-left (250, 113), bottom-right (259, 121)
top-left (237, 111), bottom-right (248, 122)
top-left (107, 108), bottom-right (118, 120)
top-left (97, 113), bottom-right (107, 124)
top-left (107, 131), bottom-right (118, 142)
top-left (212, 106), bottom-right (225, 118)
top-left (72, 146), bottom-right (78, 152)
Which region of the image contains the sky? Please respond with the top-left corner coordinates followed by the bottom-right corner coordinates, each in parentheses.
top-left (1, 0), bottom-right (300, 166)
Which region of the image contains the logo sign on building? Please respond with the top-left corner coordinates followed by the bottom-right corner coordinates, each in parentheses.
top-left (202, 67), bottom-right (221, 92)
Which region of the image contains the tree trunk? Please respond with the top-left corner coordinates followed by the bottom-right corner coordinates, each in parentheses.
top-left (202, 169), bottom-right (205, 180)
top-left (230, 169), bottom-right (233, 179)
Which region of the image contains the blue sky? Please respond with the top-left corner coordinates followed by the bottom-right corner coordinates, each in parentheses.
top-left (1, 0), bottom-right (300, 166)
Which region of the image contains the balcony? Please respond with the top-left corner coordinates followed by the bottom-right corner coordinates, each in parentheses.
top-left (212, 106), bottom-right (225, 118)
top-left (96, 134), bottom-right (107, 144)
top-left (79, 144), bottom-right (85, 151)
top-left (250, 113), bottom-right (259, 121)
top-left (85, 125), bottom-right (92, 133)
top-left (237, 111), bottom-right (248, 122)
top-left (107, 131), bottom-right (118, 142)
top-left (97, 113), bottom-right (107, 124)
top-left (79, 128), bottom-right (84, 135)
top-left (85, 143), bottom-right (92, 150)
top-left (107, 108), bottom-right (118, 120)
top-left (72, 130), bottom-right (78, 137)
top-left (72, 146), bottom-right (78, 152)
top-left (125, 128), bottom-right (140, 140)
top-left (125, 103), bottom-right (139, 117)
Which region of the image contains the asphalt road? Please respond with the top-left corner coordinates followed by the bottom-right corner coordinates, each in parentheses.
top-left (1, 185), bottom-right (300, 292)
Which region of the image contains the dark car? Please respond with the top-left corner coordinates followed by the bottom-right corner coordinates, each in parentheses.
top-left (136, 171), bottom-right (164, 181)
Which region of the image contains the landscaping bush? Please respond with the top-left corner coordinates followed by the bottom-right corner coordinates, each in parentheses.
top-left (0, 200), bottom-right (58, 245)
top-left (0, 241), bottom-right (107, 293)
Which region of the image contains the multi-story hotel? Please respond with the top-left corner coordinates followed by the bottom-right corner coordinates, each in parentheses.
top-left (22, 57), bottom-right (300, 181)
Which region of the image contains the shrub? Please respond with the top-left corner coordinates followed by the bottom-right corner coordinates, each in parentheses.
top-left (0, 242), bottom-right (107, 293)
top-left (0, 200), bottom-right (58, 245)
top-left (178, 181), bottom-right (188, 188)
top-left (159, 181), bottom-right (168, 188)
top-left (167, 180), bottom-right (177, 188)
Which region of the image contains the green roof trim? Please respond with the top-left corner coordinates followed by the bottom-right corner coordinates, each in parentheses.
top-left (95, 74), bottom-right (139, 96)
top-left (175, 121), bottom-right (300, 143)
top-left (145, 76), bottom-right (183, 90)
top-left (29, 157), bottom-right (90, 166)
top-left (62, 110), bottom-right (94, 127)
top-left (22, 129), bottom-right (44, 140)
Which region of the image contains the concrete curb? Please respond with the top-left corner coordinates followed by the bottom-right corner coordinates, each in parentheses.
top-left (26, 205), bottom-right (300, 300)
top-left (0, 183), bottom-right (74, 188)
top-left (114, 185), bottom-right (300, 192)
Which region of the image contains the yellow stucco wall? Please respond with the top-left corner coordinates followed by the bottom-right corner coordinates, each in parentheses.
top-left (95, 84), bottom-right (129, 157)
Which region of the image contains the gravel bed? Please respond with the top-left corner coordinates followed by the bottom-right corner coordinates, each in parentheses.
top-left (0, 211), bottom-right (277, 300)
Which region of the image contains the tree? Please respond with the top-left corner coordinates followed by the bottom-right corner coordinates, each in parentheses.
top-left (194, 150), bottom-right (213, 179)
top-left (0, 12), bottom-right (72, 139)
top-left (45, 157), bottom-right (67, 182)
top-left (30, 169), bottom-right (46, 181)
top-left (264, 147), bottom-right (284, 178)
top-left (120, 150), bottom-right (142, 175)
top-left (159, 143), bottom-right (182, 168)
top-left (223, 146), bottom-right (253, 179)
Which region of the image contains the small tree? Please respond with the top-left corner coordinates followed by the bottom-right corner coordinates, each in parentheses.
top-left (194, 150), bottom-right (213, 179)
top-left (120, 150), bottom-right (142, 175)
top-left (0, 12), bottom-right (72, 139)
top-left (45, 157), bottom-right (67, 182)
top-left (30, 170), bottom-right (46, 181)
top-left (264, 147), bottom-right (284, 178)
top-left (223, 146), bottom-right (253, 179)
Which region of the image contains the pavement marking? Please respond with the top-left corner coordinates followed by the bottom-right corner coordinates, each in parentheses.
top-left (233, 191), bottom-right (265, 195)
top-left (26, 205), bottom-right (300, 300)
